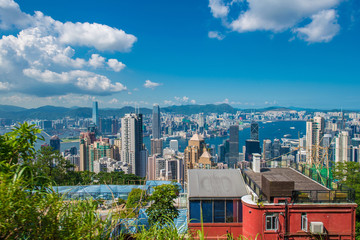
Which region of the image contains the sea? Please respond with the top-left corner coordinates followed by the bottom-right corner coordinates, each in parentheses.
top-left (26, 120), bottom-right (306, 155)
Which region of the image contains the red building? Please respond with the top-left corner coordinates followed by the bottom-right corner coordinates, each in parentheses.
top-left (188, 169), bottom-right (248, 239)
top-left (242, 167), bottom-right (357, 240)
top-left (187, 167), bottom-right (357, 239)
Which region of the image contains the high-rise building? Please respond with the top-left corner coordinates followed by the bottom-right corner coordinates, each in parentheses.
top-left (335, 131), bottom-right (349, 163)
top-left (121, 113), bottom-right (144, 176)
top-left (152, 104), bottom-right (161, 139)
top-left (245, 139), bottom-right (261, 161)
top-left (250, 121), bottom-right (259, 140)
top-left (79, 131), bottom-right (95, 171)
top-left (92, 101), bottom-right (99, 126)
top-left (151, 138), bottom-right (163, 156)
top-left (184, 133), bottom-right (207, 180)
top-left (272, 139), bottom-right (281, 159)
top-left (218, 143), bottom-right (226, 163)
top-left (306, 116), bottom-right (325, 164)
top-left (262, 139), bottom-right (272, 160)
top-left (229, 125), bottom-right (239, 168)
top-left (50, 135), bottom-right (60, 152)
top-left (169, 139), bottom-right (179, 152)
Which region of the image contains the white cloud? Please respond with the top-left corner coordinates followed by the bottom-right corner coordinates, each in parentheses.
top-left (0, 0), bottom-right (134, 96)
top-left (57, 22), bottom-right (137, 52)
top-left (209, 0), bottom-right (342, 43)
top-left (23, 68), bottom-right (126, 93)
top-left (0, 0), bottom-right (32, 29)
top-left (0, 81), bottom-right (10, 90)
top-left (294, 9), bottom-right (340, 43)
top-left (144, 80), bottom-right (161, 89)
top-left (164, 100), bottom-right (174, 105)
top-left (209, 0), bottom-right (229, 19)
top-left (109, 98), bottom-right (119, 104)
top-left (208, 31), bottom-right (225, 40)
top-left (172, 96), bottom-right (196, 105)
top-left (89, 54), bottom-right (105, 68)
top-left (107, 59), bottom-right (125, 72)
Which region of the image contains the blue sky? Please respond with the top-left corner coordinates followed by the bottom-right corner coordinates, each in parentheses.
top-left (0, 0), bottom-right (359, 109)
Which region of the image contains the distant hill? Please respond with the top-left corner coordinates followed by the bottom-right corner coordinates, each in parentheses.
top-left (0, 104), bottom-right (358, 121)
top-left (240, 106), bottom-right (293, 113)
top-left (163, 103), bottom-right (236, 115)
top-left (0, 104), bottom-right (235, 120)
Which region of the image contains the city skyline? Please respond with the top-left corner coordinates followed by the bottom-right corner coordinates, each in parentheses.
top-left (0, 0), bottom-right (359, 109)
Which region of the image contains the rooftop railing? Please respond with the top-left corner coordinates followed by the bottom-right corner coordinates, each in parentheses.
top-left (292, 189), bottom-right (355, 203)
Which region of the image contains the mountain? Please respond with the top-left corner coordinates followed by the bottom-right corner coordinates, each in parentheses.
top-left (163, 103), bottom-right (236, 115)
top-left (0, 104), bottom-right (236, 120)
top-left (0, 105), bottom-right (27, 112)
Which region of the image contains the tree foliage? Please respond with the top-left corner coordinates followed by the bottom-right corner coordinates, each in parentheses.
top-left (332, 162), bottom-right (360, 239)
top-left (146, 184), bottom-right (180, 226)
top-left (0, 123), bottom-right (113, 239)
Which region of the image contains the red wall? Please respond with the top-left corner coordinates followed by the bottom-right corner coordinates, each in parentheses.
top-left (188, 223), bottom-right (243, 240)
top-left (242, 198), bottom-right (357, 240)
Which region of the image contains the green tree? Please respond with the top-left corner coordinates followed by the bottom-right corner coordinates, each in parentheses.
top-left (0, 123), bottom-right (113, 239)
top-left (146, 184), bottom-right (180, 226)
top-left (333, 162), bottom-right (360, 239)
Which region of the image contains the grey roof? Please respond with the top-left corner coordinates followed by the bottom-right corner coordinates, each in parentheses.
top-left (188, 169), bottom-right (248, 198)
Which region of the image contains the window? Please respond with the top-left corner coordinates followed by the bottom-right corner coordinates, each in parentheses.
top-left (301, 213), bottom-right (308, 231)
top-left (214, 200), bottom-right (225, 223)
top-left (189, 200), bottom-right (200, 223)
top-left (202, 200), bottom-right (213, 223)
top-left (226, 200), bottom-right (234, 223)
top-left (265, 213), bottom-right (278, 231)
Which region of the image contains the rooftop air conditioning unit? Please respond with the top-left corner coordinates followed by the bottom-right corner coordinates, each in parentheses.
top-left (310, 222), bottom-right (324, 234)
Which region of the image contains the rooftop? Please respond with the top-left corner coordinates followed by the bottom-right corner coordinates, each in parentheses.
top-left (188, 169), bottom-right (248, 199)
top-left (243, 167), bottom-right (328, 191)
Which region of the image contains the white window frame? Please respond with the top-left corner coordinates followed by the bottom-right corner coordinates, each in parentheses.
top-left (265, 213), bottom-right (279, 231)
top-left (301, 213), bottom-right (308, 231)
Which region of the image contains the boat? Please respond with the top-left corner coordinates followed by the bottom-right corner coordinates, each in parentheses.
top-left (290, 127), bottom-right (295, 129)
top-left (283, 134), bottom-right (292, 138)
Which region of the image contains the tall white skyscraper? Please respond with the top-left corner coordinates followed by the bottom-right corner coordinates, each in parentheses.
top-left (170, 139), bottom-right (179, 152)
top-left (335, 131), bottom-right (349, 163)
top-left (121, 113), bottom-right (145, 176)
top-left (306, 116), bottom-right (325, 164)
top-left (92, 101), bottom-right (99, 126)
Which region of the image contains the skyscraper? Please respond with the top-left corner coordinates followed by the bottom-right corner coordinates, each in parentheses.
top-left (121, 113), bottom-right (144, 176)
top-left (335, 131), bottom-right (349, 163)
top-left (250, 121), bottom-right (259, 140)
top-left (245, 139), bottom-right (261, 161)
top-left (92, 101), bottom-right (99, 126)
top-left (151, 138), bottom-right (163, 156)
top-left (152, 104), bottom-right (161, 139)
top-left (229, 125), bottom-right (239, 168)
top-left (262, 139), bottom-right (272, 160)
top-left (50, 135), bottom-right (60, 152)
top-left (306, 116), bottom-right (325, 164)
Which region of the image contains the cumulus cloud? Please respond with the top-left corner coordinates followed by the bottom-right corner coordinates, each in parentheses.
top-left (107, 59), bottom-right (125, 72)
top-left (209, 0), bottom-right (229, 19)
top-left (209, 0), bottom-right (342, 43)
top-left (208, 31), bottom-right (225, 40)
top-left (57, 22), bottom-right (137, 52)
top-left (0, 0), bottom-right (134, 97)
top-left (294, 9), bottom-right (340, 43)
top-left (89, 54), bottom-right (105, 68)
top-left (0, 0), bottom-right (32, 29)
top-left (171, 96), bottom-right (196, 105)
top-left (0, 82), bottom-right (10, 90)
top-left (144, 80), bottom-right (161, 89)
top-left (23, 68), bottom-right (126, 94)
